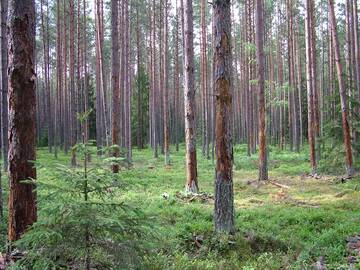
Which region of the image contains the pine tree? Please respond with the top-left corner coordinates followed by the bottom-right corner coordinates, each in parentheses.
top-left (183, 0), bottom-right (198, 193)
top-left (213, 0), bottom-right (235, 234)
top-left (7, 0), bottom-right (37, 241)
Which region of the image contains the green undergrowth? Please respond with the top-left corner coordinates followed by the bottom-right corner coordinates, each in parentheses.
top-left (0, 143), bottom-right (359, 269)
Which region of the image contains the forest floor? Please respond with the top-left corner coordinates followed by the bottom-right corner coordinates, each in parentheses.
top-left (1, 144), bottom-right (360, 269)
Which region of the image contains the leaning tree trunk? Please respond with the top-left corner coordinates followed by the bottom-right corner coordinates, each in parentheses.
top-left (7, 0), bottom-right (37, 241)
top-left (111, 0), bottom-right (120, 173)
top-left (0, 0), bottom-right (8, 172)
top-left (183, 0), bottom-right (198, 193)
top-left (328, 0), bottom-right (353, 177)
top-left (213, 0), bottom-right (235, 234)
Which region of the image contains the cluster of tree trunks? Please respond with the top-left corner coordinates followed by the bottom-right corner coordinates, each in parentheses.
top-left (2, 0), bottom-right (360, 243)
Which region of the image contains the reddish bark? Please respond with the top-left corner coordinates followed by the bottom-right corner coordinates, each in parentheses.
top-left (305, 0), bottom-right (317, 175)
top-left (1, 0), bottom-right (9, 171)
top-left (255, 0), bottom-right (268, 181)
top-left (184, 0), bottom-right (198, 193)
top-left (328, 0), bottom-right (353, 177)
top-left (7, 0), bottom-right (37, 241)
top-left (111, 0), bottom-right (120, 173)
top-left (213, 0), bottom-right (235, 234)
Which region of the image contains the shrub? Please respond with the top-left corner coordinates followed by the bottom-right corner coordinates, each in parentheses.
top-left (11, 140), bottom-right (151, 270)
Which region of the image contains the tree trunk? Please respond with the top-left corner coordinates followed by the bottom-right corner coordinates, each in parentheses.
top-left (200, 0), bottom-right (209, 159)
top-left (76, 0), bottom-right (82, 144)
top-left (328, 0), bottom-right (354, 177)
top-left (152, 0), bottom-right (158, 158)
top-left (124, 0), bottom-right (132, 162)
top-left (163, 0), bottom-right (170, 165)
top-left (213, 0), bottom-right (235, 234)
top-left (83, 0), bottom-right (89, 160)
top-left (69, 0), bottom-right (76, 166)
top-left (55, 0), bottom-right (62, 159)
top-left (295, 18), bottom-right (303, 148)
top-left (255, 0), bottom-right (268, 181)
top-left (309, 0), bottom-right (320, 160)
top-left (353, 0), bottom-right (360, 104)
top-left (174, 4), bottom-right (180, 152)
top-left (7, 0), bottom-right (37, 241)
top-left (62, 0), bottom-right (69, 154)
top-left (40, 0), bottom-right (52, 153)
top-left (183, 0), bottom-right (198, 193)
top-left (136, 6), bottom-right (143, 149)
top-left (305, 0), bottom-right (317, 175)
top-left (94, 0), bottom-right (103, 152)
top-left (0, 0), bottom-right (8, 171)
top-left (111, 0), bottom-right (120, 173)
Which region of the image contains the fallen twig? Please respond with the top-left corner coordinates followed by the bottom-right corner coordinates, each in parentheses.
top-left (269, 180), bottom-right (290, 189)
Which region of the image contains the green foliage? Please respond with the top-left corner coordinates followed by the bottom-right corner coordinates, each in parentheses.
top-left (131, 65), bottom-right (150, 144)
top-left (244, 42), bottom-right (256, 54)
top-left (319, 93), bottom-right (360, 173)
top-left (2, 142), bottom-right (359, 269)
top-left (11, 143), bottom-right (151, 270)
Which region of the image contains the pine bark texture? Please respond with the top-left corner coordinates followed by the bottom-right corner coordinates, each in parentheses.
top-left (305, 0), bottom-right (317, 175)
top-left (0, 0), bottom-right (9, 171)
top-left (184, 0), bottom-right (198, 193)
top-left (200, 0), bottom-right (209, 159)
top-left (7, 0), bottom-right (37, 241)
top-left (328, 0), bottom-right (353, 177)
top-left (69, 0), bottom-right (76, 166)
top-left (163, 0), bottom-right (170, 166)
top-left (213, 0), bottom-right (235, 234)
top-left (255, 0), bottom-right (268, 181)
top-left (111, 0), bottom-right (120, 173)
top-left (174, 5), bottom-right (180, 152)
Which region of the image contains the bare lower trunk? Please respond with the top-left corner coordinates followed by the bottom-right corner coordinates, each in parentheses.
top-left (151, 0), bottom-right (158, 158)
top-left (213, 0), bottom-right (235, 234)
top-left (328, 0), bottom-right (353, 177)
top-left (7, 0), bottom-right (37, 241)
top-left (111, 0), bottom-right (120, 173)
top-left (200, 0), bottom-right (209, 159)
top-left (183, 0), bottom-right (198, 193)
top-left (255, 0), bottom-right (268, 181)
top-left (305, 0), bottom-right (317, 175)
top-left (69, 0), bottom-right (76, 166)
top-left (174, 5), bottom-right (180, 152)
top-left (163, 0), bottom-right (170, 166)
top-left (0, 0), bottom-right (8, 171)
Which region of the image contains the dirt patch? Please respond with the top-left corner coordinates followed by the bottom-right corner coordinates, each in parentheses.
top-left (244, 231), bottom-right (289, 253)
top-left (347, 235), bottom-right (360, 267)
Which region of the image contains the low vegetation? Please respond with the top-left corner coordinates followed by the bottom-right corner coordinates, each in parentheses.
top-left (1, 144), bottom-right (359, 269)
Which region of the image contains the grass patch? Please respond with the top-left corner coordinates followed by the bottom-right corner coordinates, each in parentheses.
top-left (0, 143), bottom-right (359, 269)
